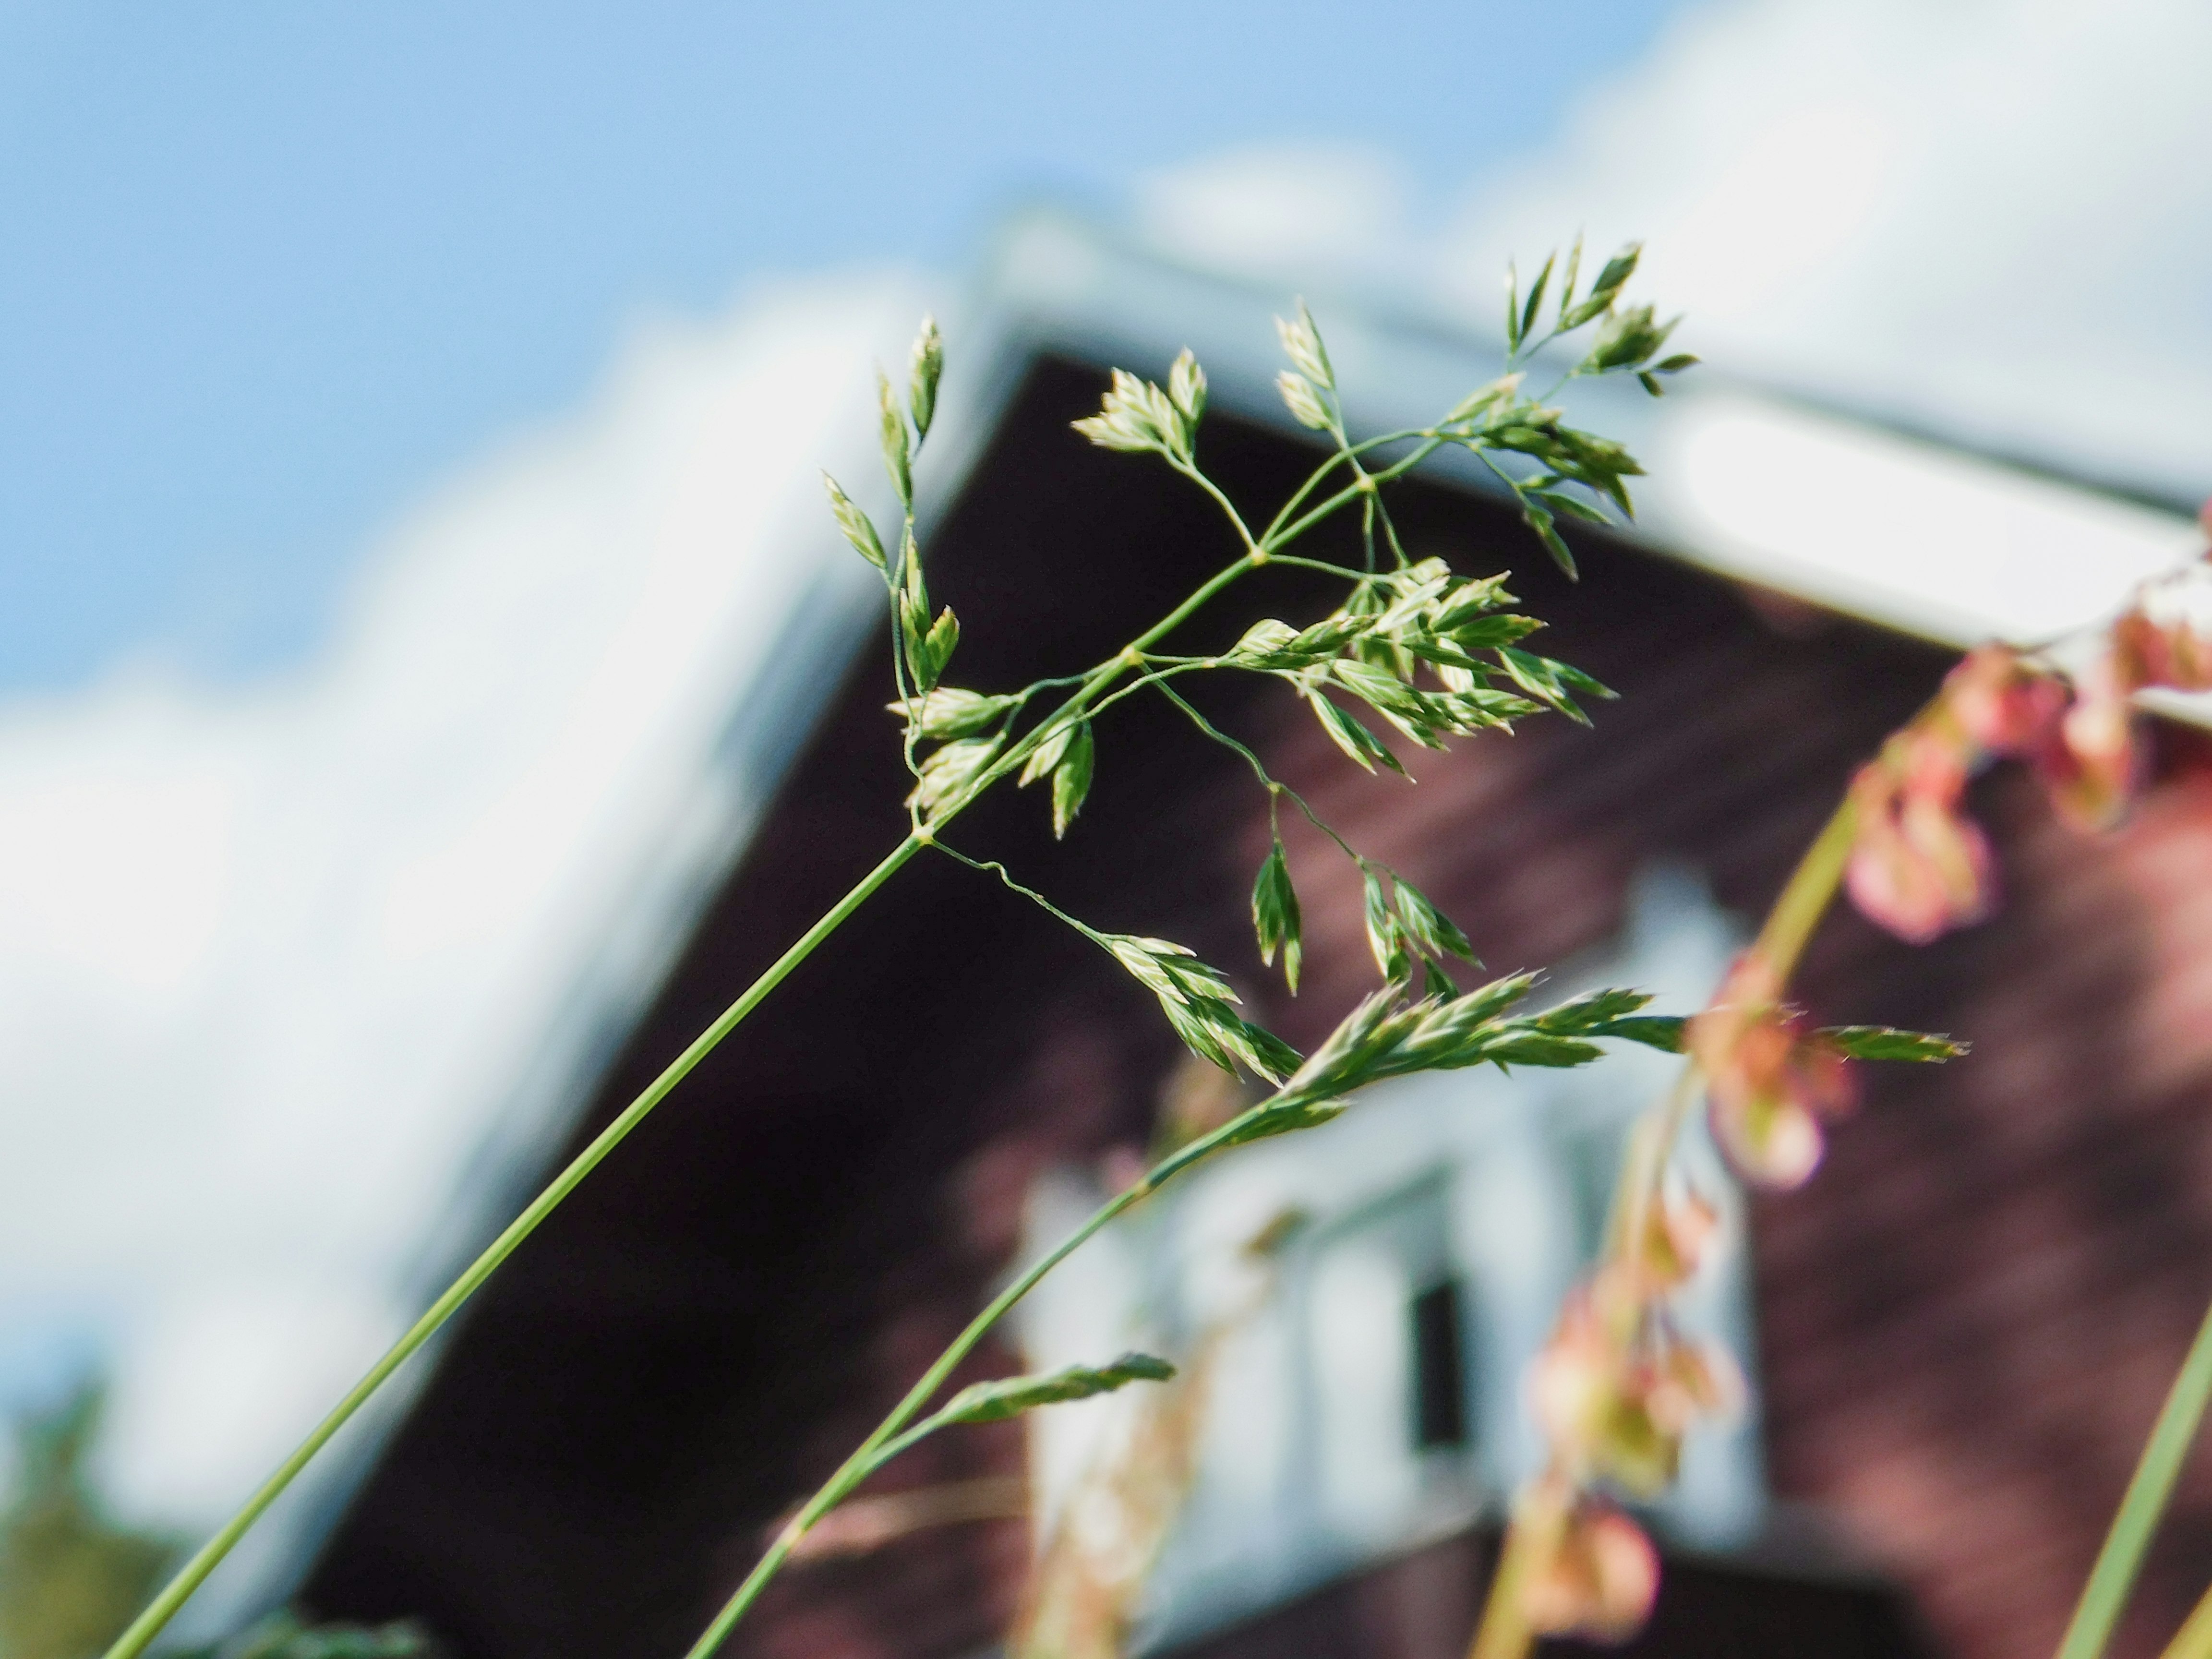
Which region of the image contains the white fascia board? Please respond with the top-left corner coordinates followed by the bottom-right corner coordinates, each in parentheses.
top-left (1637, 388), bottom-right (2202, 650)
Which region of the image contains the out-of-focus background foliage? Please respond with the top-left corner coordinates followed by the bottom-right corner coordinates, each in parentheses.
top-left (0, 1389), bottom-right (169, 1659)
top-left (1, 1), bottom-right (2208, 1652)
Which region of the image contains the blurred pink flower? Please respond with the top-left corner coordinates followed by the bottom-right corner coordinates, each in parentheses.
top-left (1844, 741), bottom-right (1996, 945)
top-left (2032, 555), bottom-right (2212, 831)
top-left (2037, 650), bottom-right (2139, 833)
top-left (2114, 581), bottom-right (2212, 693)
top-left (1689, 954), bottom-right (1856, 1188)
top-left (1529, 1266), bottom-right (1743, 1496)
top-left (1624, 1188), bottom-right (1718, 1296)
top-left (1523, 1491), bottom-right (1663, 1645)
top-left (1943, 643), bottom-right (2067, 757)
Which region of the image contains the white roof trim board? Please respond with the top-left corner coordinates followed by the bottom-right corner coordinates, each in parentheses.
top-left (1644, 388), bottom-right (2200, 650)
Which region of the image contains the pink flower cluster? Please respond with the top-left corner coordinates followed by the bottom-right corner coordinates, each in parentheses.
top-left (1519, 1482), bottom-right (1662, 1645)
top-left (1500, 532), bottom-right (2212, 1648)
top-left (1520, 1189), bottom-right (1741, 1640)
top-left (1687, 954), bottom-right (1855, 1189)
top-left (1847, 553), bottom-right (2212, 945)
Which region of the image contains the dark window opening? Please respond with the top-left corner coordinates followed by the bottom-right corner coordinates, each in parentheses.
top-left (1410, 1279), bottom-right (1467, 1449)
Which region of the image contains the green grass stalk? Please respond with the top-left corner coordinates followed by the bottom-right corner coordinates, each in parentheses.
top-left (2056, 1292), bottom-right (2212, 1659)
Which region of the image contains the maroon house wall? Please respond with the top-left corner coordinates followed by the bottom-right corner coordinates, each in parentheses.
top-left (299, 357), bottom-right (2212, 1659)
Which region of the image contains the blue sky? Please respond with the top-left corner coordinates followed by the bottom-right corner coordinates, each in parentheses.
top-left (0, 1), bottom-right (1688, 691)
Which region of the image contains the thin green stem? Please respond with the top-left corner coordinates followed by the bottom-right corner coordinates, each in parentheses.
top-left (1013, 672), bottom-right (1094, 698)
top-left (1152, 681), bottom-right (1360, 866)
top-left (1323, 402), bottom-right (1410, 577)
top-left (1751, 795), bottom-right (1859, 980)
top-left (2160, 1580), bottom-right (2212, 1659)
top-left (1468, 1477), bottom-right (1569, 1659)
top-left (1264, 553), bottom-right (1371, 582)
top-left (932, 840), bottom-right (1108, 944)
top-left (1373, 495), bottom-right (1413, 570)
top-left (2056, 1292), bottom-right (2212, 1659)
top-left (1473, 449), bottom-right (1561, 538)
top-left (1270, 438), bottom-right (1448, 549)
top-left (1253, 425), bottom-right (1435, 547)
top-left (1086, 664), bottom-right (1214, 730)
top-left (1605, 1062), bottom-right (1704, 1265)
top-left (1169, 457), bottom-right (1259, 555)
top-left (684, 1084), bottom-right (1285, 1659)
top-left (103, 831), bottom-right (930, 1659)
top-left (890, 524), bottom-right (923, 782)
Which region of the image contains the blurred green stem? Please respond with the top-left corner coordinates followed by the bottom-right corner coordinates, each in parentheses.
top-left (1468, 1479), bottom-right (1568, 1659)
top-left (2056, 1292), bottom-right (2212, 1659)
top-left (1750, 794), bottom-right (1859, 979)
top-left (2160, 1580), bottom-right (2212, 1659)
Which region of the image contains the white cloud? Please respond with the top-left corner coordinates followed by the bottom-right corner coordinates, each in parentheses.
top-left (1441, 0), bottom-right (2212, 498)
top-left (1132, 2), bottom-right (2212, 498)
top-left (1134, 143), bottom-right (1415, 286)
top-left (0, 273), bottom-right (923, 1525)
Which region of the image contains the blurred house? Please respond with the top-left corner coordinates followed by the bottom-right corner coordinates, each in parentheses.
top-left (226, 214), bottom-right (2211, 1659)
